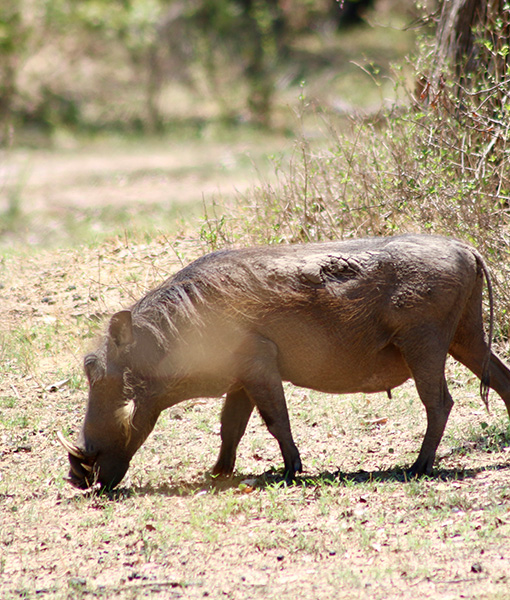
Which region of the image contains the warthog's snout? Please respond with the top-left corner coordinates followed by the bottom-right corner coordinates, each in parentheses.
top-left (59, 432), bottom-right (128, 490)
top-left (67, 452), bottom-right (95, 489)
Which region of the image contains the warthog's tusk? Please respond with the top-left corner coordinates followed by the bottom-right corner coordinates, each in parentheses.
top-left (80, 463), bottom-right (93, 473)
top-left (56, 431), bottom-right (87, 460)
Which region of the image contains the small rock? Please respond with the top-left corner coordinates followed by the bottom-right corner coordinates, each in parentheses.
top-left (15, 445), bottom-right (32, 453)
top-left (240, 478), bottom-right (258, 487)
top-left (68, 577), bottom-right (86, 589)
top-left (169, 407), bottom-right (185, 420)
top-left (46, 378), bottom-right (70, 392)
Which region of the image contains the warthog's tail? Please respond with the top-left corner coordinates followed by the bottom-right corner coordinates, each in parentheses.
top-left (473, 249), bottom-right (494, 411)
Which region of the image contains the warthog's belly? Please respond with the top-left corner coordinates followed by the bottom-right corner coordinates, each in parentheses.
top-left (277, 340), bottom-right (411, 395)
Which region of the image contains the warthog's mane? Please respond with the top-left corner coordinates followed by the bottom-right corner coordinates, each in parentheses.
top-left (127, 246), bottom-right (379, 356)
top-left (130, 254), bottom-right (302, 348)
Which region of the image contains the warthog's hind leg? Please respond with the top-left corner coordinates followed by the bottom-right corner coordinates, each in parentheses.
top-left (398, 332), bottom-right (454, 477)
top-left (408, 375), bottom-right (453, 477)
top-left (448, 270), bottom-right (510, 417)
top-left (450, 334), bottom-right (510, 420)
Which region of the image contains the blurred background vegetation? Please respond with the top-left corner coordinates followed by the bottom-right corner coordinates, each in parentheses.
top-left (0, 0), bottom-right (417, 138)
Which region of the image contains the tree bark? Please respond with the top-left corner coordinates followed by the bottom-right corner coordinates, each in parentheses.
top-left (432, 0), bottom-right (509, 92)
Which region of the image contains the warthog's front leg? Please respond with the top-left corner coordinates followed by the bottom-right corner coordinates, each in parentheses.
top-left (246, 376), bottom-right (303, 480)
top-left (212, 388), bottom-right (254, 476)
top-left (237, 335), bottom-right (302, 480)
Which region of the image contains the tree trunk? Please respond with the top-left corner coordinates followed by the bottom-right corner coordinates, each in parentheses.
top-left (432, 0), bottom-right (509, 93)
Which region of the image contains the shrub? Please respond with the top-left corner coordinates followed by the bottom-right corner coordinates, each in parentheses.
top-left (202, 72), bottom-right (510, 340)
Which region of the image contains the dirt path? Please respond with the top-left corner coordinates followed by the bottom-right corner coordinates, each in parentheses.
top-left (0, 135), bottom-right (291, 248)
top-left (2, 137), bottom-right (287, 213)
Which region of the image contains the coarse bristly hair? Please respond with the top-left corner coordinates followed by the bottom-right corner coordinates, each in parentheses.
top-left (115, 368), bottom-right (144, 446)
top-left (129, 249), bottom-right (310, 351)
top-left (115, 398), bottom-right (137, 447)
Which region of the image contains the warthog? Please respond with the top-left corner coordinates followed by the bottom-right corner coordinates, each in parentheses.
top-left (59, 234), bottom-right (510, 490)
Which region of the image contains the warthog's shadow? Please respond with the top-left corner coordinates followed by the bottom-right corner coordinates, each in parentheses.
top-left (125, 461), bottom-right (510, 498)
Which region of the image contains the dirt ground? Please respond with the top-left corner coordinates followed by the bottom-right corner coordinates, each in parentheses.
top-left (1, 140), bottom-right (267, 211)
top-left (0, 132), bottom-right (290, 248)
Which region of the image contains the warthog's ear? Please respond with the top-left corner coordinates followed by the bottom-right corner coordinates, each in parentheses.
top-left (109, 310), bottom-right (134, 348)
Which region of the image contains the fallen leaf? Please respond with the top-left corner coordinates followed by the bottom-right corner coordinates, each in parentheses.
top-left (46, 378), bottom-right (70, 392)
top-left (363, 417), bottom-right (388, 426)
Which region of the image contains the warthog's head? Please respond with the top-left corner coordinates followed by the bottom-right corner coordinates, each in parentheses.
top-left (59, 310), bottom-right (164, 490)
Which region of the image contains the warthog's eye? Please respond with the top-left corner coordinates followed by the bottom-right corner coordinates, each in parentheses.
top-left (84, 354), bottom-right (105, 384)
